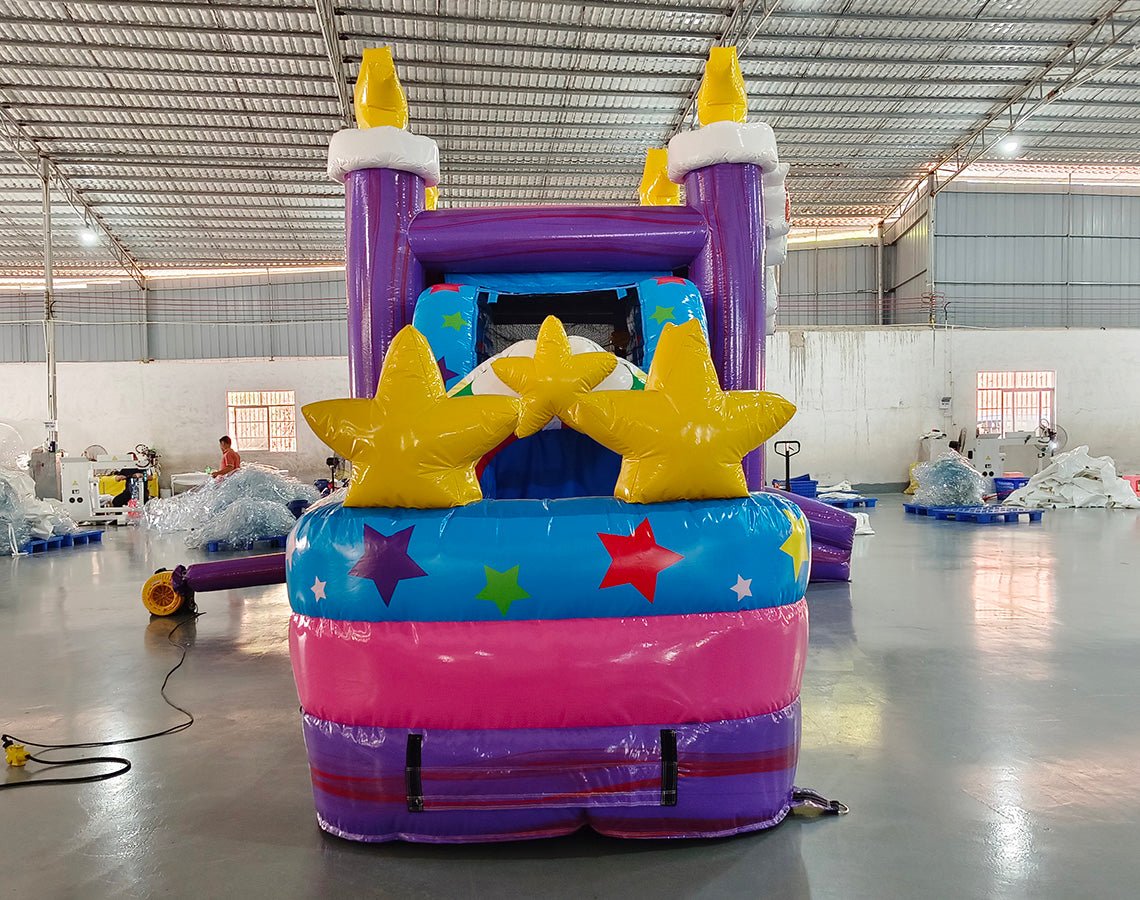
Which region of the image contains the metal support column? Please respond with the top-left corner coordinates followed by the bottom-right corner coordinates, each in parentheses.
top-left (875, 224), bottom-right (885, 325)
top-left (41, 156), bottom-right (58, 450)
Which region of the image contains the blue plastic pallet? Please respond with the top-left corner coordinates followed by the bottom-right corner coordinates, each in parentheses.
top-left (822, 497), bottom-right (878, 509)
top-left (904, 503), bottom-right (1043, 524)
top-left (21, 529), bottom-right (104, 554)
top-left (205, 534), bottom-right (289, 553)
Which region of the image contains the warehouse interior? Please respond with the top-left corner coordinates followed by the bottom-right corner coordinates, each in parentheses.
top-left (2, 1), bottom-right (1139, 896)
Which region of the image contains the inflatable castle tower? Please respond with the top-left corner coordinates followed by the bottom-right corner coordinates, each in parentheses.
top-left (286, 46), bottom-right (847, 843)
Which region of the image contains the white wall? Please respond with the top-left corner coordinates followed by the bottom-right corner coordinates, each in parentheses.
top-left (766, 327), bottom-right (1140, 485)
top-left (765, 328), bottom-right (947, 484)
top-left (2, 327), bottom-right (1138, 488)
top-left (0, 357), bottom-right (349, 479)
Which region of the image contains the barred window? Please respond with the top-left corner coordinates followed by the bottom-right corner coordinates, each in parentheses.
top-left (976, 372), bottom-right (1055, 438)
top-left (226, 390), bottom-right (297, 452)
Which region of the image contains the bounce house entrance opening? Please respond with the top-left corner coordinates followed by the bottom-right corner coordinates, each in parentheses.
top-left (478, 285), bottom-right (644, 365)
top-left (476, 284), bottom-right (645, 501)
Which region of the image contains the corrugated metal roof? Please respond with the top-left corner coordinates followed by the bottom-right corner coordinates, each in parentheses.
top-left (1, 0), bottom-right (1137, 274)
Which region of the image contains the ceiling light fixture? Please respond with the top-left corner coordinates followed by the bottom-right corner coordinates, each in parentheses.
top-left (999, 138), bottom-right (1020, 156)
top-left (78, 226), bottom-right (100, 246)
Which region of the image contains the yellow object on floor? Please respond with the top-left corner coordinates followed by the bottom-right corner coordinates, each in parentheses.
top-left (904, 462), bottom-right (919, 495)
top-left (142, 571), bottom-right (185, 617)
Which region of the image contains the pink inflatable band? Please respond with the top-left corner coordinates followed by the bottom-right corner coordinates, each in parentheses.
top-left (290, 601), bottom-right (807, 730)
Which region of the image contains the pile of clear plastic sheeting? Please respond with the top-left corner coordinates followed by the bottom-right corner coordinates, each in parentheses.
top-left (0, 423), bottom-right (27, 472)
top-left (913, 451), bottom-right (986, 508)
top-left (0, 469), bottom-right (78, 556)
top-left (185, 498), bottom-right (300, 550)
top-left (1005, 446), bottom-right (1140, 509)
top-left (143, 464), bottom-right (318, 536)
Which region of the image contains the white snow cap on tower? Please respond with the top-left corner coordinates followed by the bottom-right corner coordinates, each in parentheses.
top-left (666, 121), bottom-right (780, 183)
top-left (327, 127), bottom-right (441, 185)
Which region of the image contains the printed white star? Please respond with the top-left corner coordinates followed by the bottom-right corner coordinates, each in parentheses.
top-left (310, 576), bottom-right (327, 602)
top-left (731, 575), bottom-right (752, 602)
top-left (285, 531), bottom-right (298, 568)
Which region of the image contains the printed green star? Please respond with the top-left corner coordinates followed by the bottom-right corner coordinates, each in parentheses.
top-left (442, 311), bottom-right (466, 331)
top-left (476, 565), bottom-right (530, 616)
top-left (650, 305), bottom-right (675, 325)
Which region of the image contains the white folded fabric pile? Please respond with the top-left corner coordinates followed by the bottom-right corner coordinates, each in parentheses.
top-left (1005, 446), bottom-right (1140, 509)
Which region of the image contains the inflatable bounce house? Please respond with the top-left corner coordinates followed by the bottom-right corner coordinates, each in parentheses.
top-left (287, 46), bottom-right (848, 843)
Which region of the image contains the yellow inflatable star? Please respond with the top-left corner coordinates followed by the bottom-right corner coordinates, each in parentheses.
top-left (563, 319), bottom-right (795, 503)
top-left (491, 316), bottom-right (617, 438)
top-left (302, 326), bottom-right (519, 508)
top-left (780, 508), bottom-right (810, 584)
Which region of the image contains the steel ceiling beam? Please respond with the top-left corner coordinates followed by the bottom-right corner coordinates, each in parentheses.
top-left (6, 58), bottom-right (1085, 92)
top-left (4, 31), bottom-right (1109, 74)
top-left (881, 0), bottom-right (1140, 225)
top-left (0, 106), bottom-right (145, 288)
top-left (340, 16), bottom-right (1121, 52)
top-left (0, 92), bottom-right (1043, 117)
top-left (312, 0), bottom-right (354, 127)
top-left (336, 1), bottom-right (1106, 29)
top-left (15, 104), bottom-right (1140, 131)
top-left (340, 35), bottom-right (1076, 71)
top-left (0, 82), bottom-right (338, 104)
top-left (14, 83), bottom-right (1132, 110)
top-left (0, 14), bottom-right (320, 41)
top-left (0, 37), bottom-right (324, 62)
top-left (38, 0), bottom-right (314, 12)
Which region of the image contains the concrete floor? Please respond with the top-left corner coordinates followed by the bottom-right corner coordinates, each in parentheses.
top-left (2, 495), bottom-right (1139, 898)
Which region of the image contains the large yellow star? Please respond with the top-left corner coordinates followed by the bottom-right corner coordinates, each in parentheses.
top-left (490, 316), bottom-right (617, 438)
top-left (780, 508), bottom-right (811, 584)
top-left (563, 319), bottom-right (795, 503)
top-left (302, 326), bottom-right (519, 508)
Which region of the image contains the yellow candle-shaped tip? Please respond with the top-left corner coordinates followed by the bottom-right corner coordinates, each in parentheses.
top-left (697, 45), bottom-right (747, 126)
top-left (425, 185), bottom-right (439, 210)
top-left (639, 148), bottom-right (681, 206)
top-left (354, 46), bottom-right (409, 130)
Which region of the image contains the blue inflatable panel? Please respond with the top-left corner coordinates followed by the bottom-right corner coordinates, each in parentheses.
top-left (288, 493), bottom-right (810, 623)
top-left (480, 429), bottom-right (621, 500)
top-left (410, 283), bottom-right (479, 391)
top-left (637, 275), bottom-right (709, 371)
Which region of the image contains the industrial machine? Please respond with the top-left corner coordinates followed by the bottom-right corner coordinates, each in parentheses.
top-left (59, 445), bottom-right (159, 525)
top-left (29, 449), bottom-right (63, 500)
top-left (965, 421), bottom-right (1070, 485)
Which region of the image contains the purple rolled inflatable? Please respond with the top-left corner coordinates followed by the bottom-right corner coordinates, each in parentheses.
top-left (767, 489), bottom-right (856, 582)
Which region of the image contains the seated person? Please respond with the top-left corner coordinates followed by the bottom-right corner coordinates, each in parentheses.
top-left (110, 468), bottom-right (149, 508)
top-left (214, 435), bottom-right (242, 479)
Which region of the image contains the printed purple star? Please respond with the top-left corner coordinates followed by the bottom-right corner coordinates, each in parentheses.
top-left (436, 355), bottom-right (458, 383)
top-left (348, 524), bottom-right (428, 606)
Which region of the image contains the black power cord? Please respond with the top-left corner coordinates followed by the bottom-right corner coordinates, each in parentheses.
top-left (1, 613), bottom-right (201, 791)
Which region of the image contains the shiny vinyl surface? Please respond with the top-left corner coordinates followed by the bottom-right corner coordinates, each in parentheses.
top-left (289, 602), bottom-right (808, 730)
top-left (4, 499), bottom-right (1140, 896)
top-left (302, 706), bottom-right (800, 843)
top-left (286, 493), bottom-right (809, 623)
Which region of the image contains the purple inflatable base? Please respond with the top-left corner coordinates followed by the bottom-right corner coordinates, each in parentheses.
top-left (767, 488), bottom-right (856, 583)
top-left (301, 702), bottom-right (801, 843)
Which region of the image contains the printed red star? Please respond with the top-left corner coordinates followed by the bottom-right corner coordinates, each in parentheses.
top-left (597, 518), bottom-right (683, 602)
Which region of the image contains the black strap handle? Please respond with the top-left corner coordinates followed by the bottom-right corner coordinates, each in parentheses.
top-left (660, 729), bottom-right (678, 807)
top-left (406, 734), bottom-right (424, 812)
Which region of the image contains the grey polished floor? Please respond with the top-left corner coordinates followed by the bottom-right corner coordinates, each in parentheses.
top-left (2, 496), bottom-right (1138, 898)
